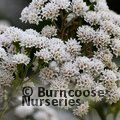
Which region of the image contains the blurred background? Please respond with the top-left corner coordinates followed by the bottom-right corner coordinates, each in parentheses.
top-left (0, 0), bottom-right (120, 29)
top-left (0, 0), bottom-right (34, 29)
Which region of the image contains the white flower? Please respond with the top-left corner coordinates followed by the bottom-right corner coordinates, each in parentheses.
top-left (0, 47), bottom-right (7, 59)
top-left (25, 29), bottom-right (41, 37)
top-left (107, 62), bottom-right (118, 71)
top-left (21, 7), bottom-right (42, 25)
top-left (30, 0), bottom-right (47, 10)
top-left (94, 0), bottom-right (109, 12)
top-left (48, 39), bottom-right (71, 62)
top-left (20, 35), bottom-right (48, 48)
top-left (75, 56), bottom-right (91, 71)
top-left (61, 61), bottom-right (79, 78)
top-left (72, 0), bottom-right (89, 16)
top-left (106, 89), bottom-right (120, 104)
top-left (66, 38), bottom-right (81, 56)
top-left (76, 73), bottom-right (94, 89)
top-left (77, 25), bottom-right (96, 43)
top-left (111, 39), bottom-right (120, 56)
top-left (50, 76), bottom-right (69, 90)
top-left (48, 38), bottom-right (66, 48)
top-left (84, 11), bottom-right (101, 25)
top-left (41, 25), bottom-right (57, 38)
top-left (0, 68), bottom-right (14, 87)
top-left (97, 11), bottom-right (113, 22)
top-left (100, 21), bottom-right (120, 37)
top-left (20, 0), bottom-right (48, 24)
top-left (20, 7), bottom-right (30, 23)
top-left (0, 57), bottom-right (17, 72)
top-left (73, 102), bottom-right (89, 117)
top-left (12, 53), bottom-right (30, 65)
top-left (94, 49), bottom-right (113, 64)
top-left (93, 30), bottom-right (110, 48)
top-left (51, 0), bottom-right (70, 10)
top-left (39, 67), bottom-right (55, 81)
top-left (100, 70), bottom-right (117, 90)
top-left (35, 48), bottom-right (52, 62)
top-left (91, 83), bottom-right (106, 102)
top-left (115, 72), bottom-right (120, 82)
top-left (1, 27), bottom-right (23, 45)
top-left (42, 2), bottom-right (60, 20)
top-left (90, 58), bottom-right (105, 76)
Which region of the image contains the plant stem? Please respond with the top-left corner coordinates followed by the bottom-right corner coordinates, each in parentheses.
top-left (95, 103), bottom-right (106, 120)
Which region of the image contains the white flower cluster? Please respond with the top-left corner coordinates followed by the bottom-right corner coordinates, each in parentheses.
top-left (20, 0), bottom-right (70, 23)
top-left (0, 68), bottom-right (14, 86)
top-left (73, 102), bottom-right (89, 117)
top-left (77, 26), bottom-right (110, 48)
top-left (84, 11), bottom-right (100, 25)
top-left (77, 25), bottom-right (96, 43)
top-left (94, 49), bottom-right (113, 64)
top-left (12, 53), bottom-right (30, 65)
top-left (111, 39), bottom-right (120, 56)
top-left (41, 25), bottom-right (57, 38)
top-left (0, 47), bottom-right (7, 59)
top-left (72, 0), bottom-right (89, 16)
top-left (66, 38), bottom-right (81, 56)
